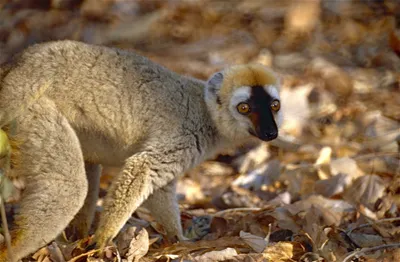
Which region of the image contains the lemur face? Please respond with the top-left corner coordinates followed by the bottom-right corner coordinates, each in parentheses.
top-left (230, 84), bottom-right (281, 141)
top-left (206, 64), bottom-right (282, 142)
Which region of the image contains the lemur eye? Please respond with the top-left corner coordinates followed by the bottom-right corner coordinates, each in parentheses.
top-left (237, 102), bottom-right (251, 115)
top-left (270, 100), bottom-right (280, 112)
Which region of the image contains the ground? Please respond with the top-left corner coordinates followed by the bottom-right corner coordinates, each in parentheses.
top-left (0, 0), bottom-right (400, 261)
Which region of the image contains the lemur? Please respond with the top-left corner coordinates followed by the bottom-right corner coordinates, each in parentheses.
top-left (0, 40), bottom-right (281, 261)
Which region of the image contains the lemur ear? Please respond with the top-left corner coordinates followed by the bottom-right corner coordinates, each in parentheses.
top-left (205, 71), bottom-right (223, 101)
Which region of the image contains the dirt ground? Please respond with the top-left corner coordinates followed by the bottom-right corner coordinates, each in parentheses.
top-left (0, 0), bottom-right (400, 261)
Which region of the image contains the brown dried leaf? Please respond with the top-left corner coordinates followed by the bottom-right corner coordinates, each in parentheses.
top-left (209, 216), bottom-right (229, 238)
top-left (303, 205), bottom-right (329, 250)
top-left (31, 242), bottom-right (66, 262)
top-left (152, 236), bottom-right (247, 258)
top-left (280, 164), bottom-right (319, 197)
top-left (343, 175), bottom-right (386, 209)
top-left (80, 0), bottom-right (114, 19)
top-left (285, 0), bottom-right (320, 35)
top-left (314, 173), bottom-right (352, 197)
top-left (116, 226), bottom-right (149, 262)
top-left (126, 228), bottom-right (149, 262)
top-left (223, 253), bottom-right (265, 262)
top-left (315, 147), bottom-right (332, 166)
top-left (309, 57), bottom-right (354, 99)
top-left (271, 207), bottom-right (301, 233)
top-left (349, 233), bottom-right (384, 248)
top-left (330, 157), bottom-right (364, 177)
top-left (193, 247), bottom-right (238, 262)
top-left (32, 247), bottom-right (51, 262)
top-left (273, 53), bottom-right (309, 71)
top-left (233, 159), bottom-right (280, 190)
top-left (236, 143), bottom-right (271, 174)
top-left (389, 29), bottom-right (400, 57)
top-left (176, 178), bottom-right (206, 204)
top-left (239, 231), bottom-right (267, 253)
top-left (262, 241), bottom-right (298, 262)
top-left (295, 195), bottom-right (353, 214)
top-left (314, 146), bottom-right (333, 179)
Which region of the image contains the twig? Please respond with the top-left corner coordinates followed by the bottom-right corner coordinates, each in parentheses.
top-left (213, 207), bottom-right (261, 217)
top-left (353, 151), bottom-right (399, 160)
top-left (342, 243), bottom-right (400, 262)
top-left (264, 223), bottom-right (272, 247)
top-left (320, 237), bottom-right (330, 251)
top-left (0, 197), bottom-right (12, 261)
top-left (303, 232), bottom-right (317, 252)
top-left (67, 249), bottom-right (99, 262)
top-left (346, 217), bottom-right (400, 234)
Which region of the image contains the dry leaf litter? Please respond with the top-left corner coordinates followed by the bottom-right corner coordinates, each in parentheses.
top-left (0, 0), bottom-right (400, 261)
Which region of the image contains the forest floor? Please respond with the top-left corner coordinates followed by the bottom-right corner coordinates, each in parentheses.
top-left (1, 0), bottom-right (400, 261)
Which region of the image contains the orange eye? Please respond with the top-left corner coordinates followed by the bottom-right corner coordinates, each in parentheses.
top-left (270, 100), bottom-right (280, 112)
top-left (237, 102), bottom-right (251, 115)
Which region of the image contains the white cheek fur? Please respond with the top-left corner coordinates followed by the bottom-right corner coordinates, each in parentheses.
top-left (264, 85), bottom-right (283, 128)
top-left (264, 85), bottom-right (280, 100)
top-left (230, 86), bottom-right (251, 107)
top-left (229, 86), bottom-right (252, 127)
top-left (275, 110), bottom-right (283, 128)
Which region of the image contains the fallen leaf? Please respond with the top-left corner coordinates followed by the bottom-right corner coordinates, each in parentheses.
top-left (116, 226), bottom-right (149, 262)
top-left (233, 159), bottom-right (280, 190)
top-left (343, 175), bottom-right (386, 209)
top-left (270, 207), bottom-right (301, 234)
top-left (176, 178), bottom-right (206, 204)
top-left (314, 173), bottom-right (352, 197)
top-left (314, 146), bottom-right (332, 179)
top-left (126, 228), bottom-right (149, 262)
top-left (285, 0), bottom-right (320, 35)
top-left (262, 242), bottom-right (295, 262)
top-left (152, 236), bottom-right (247, 258)
top-left (239, 231), bottom-right (267, 253)
top-left (389, 29), bottom-right (400, 57)
top-left (236, 143), bottom-right (271, 175)
top-left (330, 157), bottom-right (364, 178)
top-left (32, 247), bottom-right (51, 262)
top-left (193, 247), bottom-right (238, 262)
top-left (303, 205), bottom-right (329, 251)
top-left (349, 233), bottom-right (384, 248)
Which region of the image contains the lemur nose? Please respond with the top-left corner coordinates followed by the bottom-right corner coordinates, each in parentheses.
top-left (265, 131), bottom-right (278, 139)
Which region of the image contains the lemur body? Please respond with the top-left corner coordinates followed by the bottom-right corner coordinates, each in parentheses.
top-left (0, 40), bottom-right (281, 261)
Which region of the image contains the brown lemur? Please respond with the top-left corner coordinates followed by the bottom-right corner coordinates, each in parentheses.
top-left (0, 40), bottom-right (282, 261)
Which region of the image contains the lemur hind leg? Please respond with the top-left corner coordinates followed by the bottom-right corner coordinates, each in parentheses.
top-left (0, 98), bottom-right (87, 262)
top-left (68, 163), bottom-right (101, 240)
top-left (93, 147), bottom-right (189, 249)
top-left (142, 178), bottom-right (187, 241)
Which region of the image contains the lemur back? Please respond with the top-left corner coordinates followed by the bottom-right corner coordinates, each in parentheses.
top-left (1, 41), bottom-right (216, 165)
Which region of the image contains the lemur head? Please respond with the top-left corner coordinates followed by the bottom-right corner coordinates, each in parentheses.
top-left (205, 64), bottom-right (282, 142)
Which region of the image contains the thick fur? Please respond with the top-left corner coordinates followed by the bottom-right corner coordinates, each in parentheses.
top-left (0, 40), bottom-right (281, 261)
